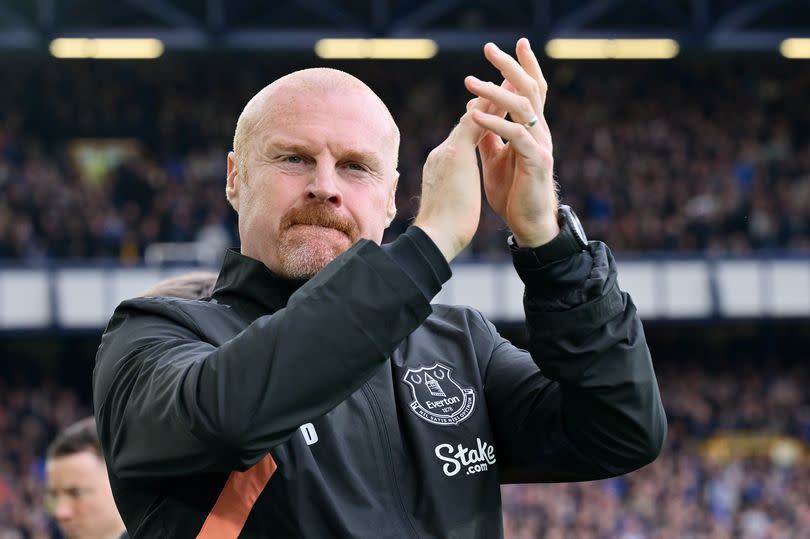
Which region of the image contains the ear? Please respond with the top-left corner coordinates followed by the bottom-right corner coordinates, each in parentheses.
top-left (226, 151), bottom-right (241, 212)
top-left (385, 173), bottom-right (399, 227)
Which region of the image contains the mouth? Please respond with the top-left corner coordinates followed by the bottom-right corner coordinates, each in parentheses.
top-left (279, 205), bottom-right (358, 244)
top-left (288, 223), bottom-right (351, 239)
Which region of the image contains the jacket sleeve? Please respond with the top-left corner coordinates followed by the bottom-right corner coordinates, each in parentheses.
top-left (93, 229), bottom-right (450, 478)
top-left (481, 241), bottom-right (667, 483)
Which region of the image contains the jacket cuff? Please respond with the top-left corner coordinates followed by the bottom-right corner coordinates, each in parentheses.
top-left (382, 226), bottom-right (452, 302)
top-left (512, 246), bottom-right (593, 305)
top-left (518, 241), bottom-right (622, 318)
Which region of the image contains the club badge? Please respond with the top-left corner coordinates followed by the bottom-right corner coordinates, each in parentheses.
top-left (402, 364), bottom-right (475, 426)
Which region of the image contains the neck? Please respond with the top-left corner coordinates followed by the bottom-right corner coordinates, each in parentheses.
top-left (102, 523), bottom-right (127, 539)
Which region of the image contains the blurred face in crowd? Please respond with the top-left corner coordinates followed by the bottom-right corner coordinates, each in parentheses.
top-left (46, 449), bottom-right (124, 539)
top-left (227, 68), bottom-right (399, 279)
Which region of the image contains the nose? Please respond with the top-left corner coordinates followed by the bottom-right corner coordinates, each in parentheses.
top-left (54, 497), bottom-right (74, 521)
top-left (307, 166), bottom-right (342, 206)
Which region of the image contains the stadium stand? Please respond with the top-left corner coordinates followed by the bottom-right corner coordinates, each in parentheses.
top-left (0, 59), bottom-right (808, 263)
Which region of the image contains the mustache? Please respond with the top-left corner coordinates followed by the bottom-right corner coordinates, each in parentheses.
top-left (280, 205), bottom-right (359, 239)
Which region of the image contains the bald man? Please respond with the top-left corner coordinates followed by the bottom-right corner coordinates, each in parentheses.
top-left (94, 39), bottom-right (665, 538)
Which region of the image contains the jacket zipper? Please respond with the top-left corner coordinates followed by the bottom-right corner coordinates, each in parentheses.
top-left (361, 383), bottom-right (421, 539)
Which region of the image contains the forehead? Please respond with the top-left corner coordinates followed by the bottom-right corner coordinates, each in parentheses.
top-left (47, 451), bottom-right (105, 485)
top-left (257, 88), bottom-right (395, 161)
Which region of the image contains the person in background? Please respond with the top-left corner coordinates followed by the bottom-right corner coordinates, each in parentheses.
top-left (45, 417), bottom-right (127, 539)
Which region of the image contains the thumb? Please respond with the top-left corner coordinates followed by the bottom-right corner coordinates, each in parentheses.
top-left (452, 98), bottom-right (490, 145)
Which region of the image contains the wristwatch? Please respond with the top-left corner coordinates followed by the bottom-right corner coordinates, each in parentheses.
top-left (508, 204), bottom-right (588, 265)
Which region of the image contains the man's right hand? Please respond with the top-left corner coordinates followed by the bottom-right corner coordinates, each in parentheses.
top-left (413, 100), bottom-right (488, 262)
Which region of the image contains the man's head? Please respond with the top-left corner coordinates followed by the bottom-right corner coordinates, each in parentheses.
top-left (46, 417), bottom-right (125, 539)
top-left (226, 67), bottom-right (400, 278)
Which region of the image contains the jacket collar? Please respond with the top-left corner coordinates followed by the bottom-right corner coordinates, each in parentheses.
top-left (211, 249), bottom-right (307, 318)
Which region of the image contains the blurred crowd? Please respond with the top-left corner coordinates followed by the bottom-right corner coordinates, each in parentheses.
top-left (4, 353), bottom-right (810, 538)
top-left (502, 358), bottom-right (810, 539)
top-left (0, 57), bottom-right (809, 262)
top-left (502, 449), bottom-right (810, 539)
top-left (0, 378), bottom-right (89, 539)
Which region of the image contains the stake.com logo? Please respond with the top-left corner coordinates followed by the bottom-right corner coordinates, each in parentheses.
top-left (434, 438), bottom-right (497, 477)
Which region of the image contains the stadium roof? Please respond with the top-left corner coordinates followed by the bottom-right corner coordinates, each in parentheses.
top-left (0, 0), bottom-right (808, 54)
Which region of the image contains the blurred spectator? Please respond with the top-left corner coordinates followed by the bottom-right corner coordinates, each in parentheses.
top-left (44, 417), bottom-right (125, 539)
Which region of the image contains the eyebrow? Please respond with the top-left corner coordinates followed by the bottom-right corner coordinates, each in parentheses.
top-left (47, 486), bottom-right (85, 495)
top-left (265, 140), bottom-right (312, 156)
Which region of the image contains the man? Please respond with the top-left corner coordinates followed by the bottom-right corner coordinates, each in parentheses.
top-left (94, 38), bottom-right (666, 538)
top-left (45, 417), bottom-right (127, 539)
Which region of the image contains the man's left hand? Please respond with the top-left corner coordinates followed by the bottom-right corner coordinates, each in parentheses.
top-left (464, 38), bottom-right (559, 248)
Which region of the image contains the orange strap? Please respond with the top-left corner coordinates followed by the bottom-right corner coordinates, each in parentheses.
top-left (197, 453), bottom-right (277, 539)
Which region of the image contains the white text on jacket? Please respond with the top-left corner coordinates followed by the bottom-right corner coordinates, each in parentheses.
top-left (434, 438), bottom-right (497, 477)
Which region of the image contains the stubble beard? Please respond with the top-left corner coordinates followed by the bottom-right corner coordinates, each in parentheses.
top-left (275, 204), bottom-right (360, 279)
top-left (276, 236), bottom-right (346, 279)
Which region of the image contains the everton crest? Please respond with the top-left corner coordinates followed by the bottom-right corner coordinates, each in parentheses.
top-left (403, 364), bottom-right (475, 426)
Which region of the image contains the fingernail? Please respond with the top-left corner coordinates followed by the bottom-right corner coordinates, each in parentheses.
top-left (467, 75), bottom-right (482, 85)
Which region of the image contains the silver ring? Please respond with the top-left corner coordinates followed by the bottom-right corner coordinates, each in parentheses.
top-left (525, 115), bottom-right (539, 128)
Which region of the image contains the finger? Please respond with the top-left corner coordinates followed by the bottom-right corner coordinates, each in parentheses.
top-left (466, 79), bottom-right (509, 116)
top-left (515, 38), bottom-right (548, 111)
top-left (515, 38), bottom-right (542, 80)
top-left (501, 79), bottom-right (552, 138)
top-left (453, 98), bottom-right (492, 144)
top-left (467, 96), bottom-right (500, 117)
top-left (477, 82), bottom-right (507, 158)
top-left (482, 81), bottom-right (509, 121)
top-left (464, 89), bottom-right (511, 143)
top-left (478, 130), bottom-right (504, 162)
top-left (484, 94), bottom-right (504, 118)
top-left (483, 42), bottom-right (543, 113)
top-left (479, 98), bottom-right (505, 145)
top-left (464, 97), bottom-right (499, 144)
top-left (465, 75), bottom-right (535, 125)
top-left (471, 110), bottom-right (549, 160)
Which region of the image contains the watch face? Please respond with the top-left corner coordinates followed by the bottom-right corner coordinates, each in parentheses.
top-left (561, 205), bottom-right (588, 247)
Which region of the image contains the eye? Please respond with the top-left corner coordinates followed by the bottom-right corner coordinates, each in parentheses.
top-left (285, 155), bottom-right (304, 164)
top-left (346, 163), bottom-right (368, 172)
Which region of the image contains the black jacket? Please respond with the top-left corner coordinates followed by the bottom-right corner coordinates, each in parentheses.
top-left (93, 226), bottom-right (666, 538)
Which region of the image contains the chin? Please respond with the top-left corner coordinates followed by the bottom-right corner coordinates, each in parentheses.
top-left (274, 224), bottom-right (358, 278)
top-left (277, 244), bottom-right (348, 279)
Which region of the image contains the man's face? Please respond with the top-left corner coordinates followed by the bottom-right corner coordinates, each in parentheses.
top-left (229, 88), bottom-right (398, 278)
top-left (46, 451), bottom-right (123, 539)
